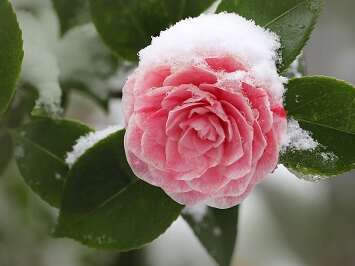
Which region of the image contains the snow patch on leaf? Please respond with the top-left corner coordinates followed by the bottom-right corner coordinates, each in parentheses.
top-left (66, 126), bottom-right (122, 167)
top-left (182, 204), bottom-right (208, 223)
top-left (281, 118), bottom-right (318, 152)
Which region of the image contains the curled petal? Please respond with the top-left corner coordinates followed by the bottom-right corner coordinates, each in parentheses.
top-left (163, 66), bottom-right (217, 87)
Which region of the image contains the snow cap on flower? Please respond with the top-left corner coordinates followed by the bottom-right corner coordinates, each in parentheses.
top-left (123, 13), bottom-right (288, 209)
top-left (139, 13), bottom-right (285, 100)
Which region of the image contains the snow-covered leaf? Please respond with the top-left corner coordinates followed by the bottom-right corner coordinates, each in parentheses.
top-left (56, 129), bottom-right (183, 250)
top-left (182, 205), bottom-right (239, 266)
top-left (282, 76), bottom-right (355, 179)
top-left (13, 117), bottom-right (92, 207)
top-left (217, 0), bottom-right (322, 72)
top-left (89, 0), bottom-right (215, 61)
top-left (0, 0), bottom-right (23, 116)
top-left (51, 0), bottom-right (90, 35)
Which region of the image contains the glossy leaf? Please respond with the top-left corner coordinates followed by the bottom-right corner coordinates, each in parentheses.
top-left (2, 83), bottom-right (38, 129)
top-left (90, 0), bottom-right (215, 61)
top-left (0, 131), bottom-right (13, 175)
top-left (0, 0), bottom-right (23, 116)
top-left (14, 117), bottom-right (92, 206)
top-left (282, 76), bottom-right (355, 178)
top-left (56, 130), bottom-right (183, 250)
top-left (217, 0), bottom-right (322, 71)
top-left (51, 0), bottom-right (90, 35)
top-left (182, 206), bottom-right (239, 266)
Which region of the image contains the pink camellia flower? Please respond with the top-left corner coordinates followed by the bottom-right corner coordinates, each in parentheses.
top-left (122, 13), bottom-right (287, 208)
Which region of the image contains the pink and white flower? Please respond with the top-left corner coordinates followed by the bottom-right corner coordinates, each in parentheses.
top-left (122, 13), bottom-right (287, 208)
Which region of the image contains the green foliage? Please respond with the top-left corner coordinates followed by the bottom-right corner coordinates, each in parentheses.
top-left (0, 131), bottom-right (13, 175)
top-left (0, 0), bottom-right (23, 116)
top-left (89, 0), bottom-right (215, 61)
top-left (56, 130), bottom-right (183, 250)
top-left (183, 206), bottom-right (239, 266)
top-left (51, 0), bottom-right (90, 35)
top-left (14, 117), bottom-right (93, 207)
top-left (217, 0), bottom-right (323, 72)
top-left (282, 76), bottom-right (355, 178)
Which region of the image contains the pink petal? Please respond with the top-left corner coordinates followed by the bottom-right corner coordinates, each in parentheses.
top-left (166, 139), bottom-right (208, 178)
top-left (163, 66), bottom-right (217, 87)
top-left (252, 129), bottom-right (279, 184)
top-left (200, 84), bottom-right (254, 124)
top-left (135, 65), bottom-right (171, 94)
top-left (252, 122), bottom-right (267, 164)
top-left (178, 128), bottom-right (214, 158)
top-left (242, 82), bottom-right (273, 133)
top-left (169, 190), bottom-right (208, 206)
top-left (122, 74), bottom-right (136, 125)
top-left (214, 168), bottom-right (255, 197)
top-left (149, 166), bottom-right (191, 193)
top-left (205, 56), bottom-right (246, 72)
top-left (188, 166), bottom-right (230, 194)
top-left (124, 115), bottom-right (144, 156)
top-left (222, 117), bottom-right (244, 166)
top-left (225, 115), bottom-right (253, 179)
top-left (207, 183), bottom-right (255, 209)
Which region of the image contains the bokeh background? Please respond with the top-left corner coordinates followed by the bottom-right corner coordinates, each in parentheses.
top-left (1, 0), bottom-right (355, 265)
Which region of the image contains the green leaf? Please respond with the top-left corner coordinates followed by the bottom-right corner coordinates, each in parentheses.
top-left (0, 0), bottom-right (23, 116)
top-left (217, 0), bottom-right (322, 72)
top-left (2, 83), bottom-right (38, 129)
top-left (89, 0), bottom-right (215, 61)
top-left (182, 206), bottom-right (239, 266)
top-left (13, 117), bottom-right (92, 207)
top-left (0, 131), bottom-right (13, 175)
top-left (282, 76), bottom-right (355, 178)
top-left (51, 0), bottom-right (91, 35)
top-left (56, 129), bottom-right (183, 250)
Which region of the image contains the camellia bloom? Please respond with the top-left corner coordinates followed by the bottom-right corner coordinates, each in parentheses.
top-left (123, 13), bottom-right (287, 208)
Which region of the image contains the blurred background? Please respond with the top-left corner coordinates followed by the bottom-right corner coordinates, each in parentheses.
top-left (1, 0), bottom-right (355, 265)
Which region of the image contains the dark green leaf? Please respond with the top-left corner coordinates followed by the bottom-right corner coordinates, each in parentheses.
top-left (13, 117), bottom-right (92, 206)
top-left (0, 0), bottom-right (23, 116)
top-left (51, 0), bottom-right (91, 35)
top-left (282, 76), bottom-right (355, 178)
top-left (182, 206), bottom-right (239, 266)
top-left (217, 0), bottom-right (322, 71)
top-left (1, 83), bottom-right (38, 129)
top-left (0, 131), bottom-right (13, 175)
top-left (56, 129), bottom-right (183, 250)
top-left (89, 0), bottom-right (215, 61)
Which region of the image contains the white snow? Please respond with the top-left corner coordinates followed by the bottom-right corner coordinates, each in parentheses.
top-left (55, 24), bottom-right (122, 101)
top-left (281, 118), bottom-right (318, 152)
top-left (139, 13), bottom-right (285, 101)
top-left (182, 204), bottom-right (208, 223)
top-left (17, 9), bottom-right (62, 114)
top-left (65, 125), bottom-right (122, 167)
